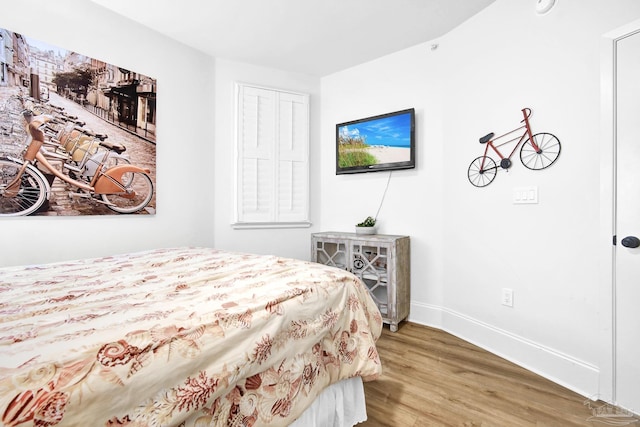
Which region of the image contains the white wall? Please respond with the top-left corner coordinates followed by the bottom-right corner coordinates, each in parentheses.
top-left (211, 59), bottom-right (320, 260)
top-left (0, 0), bottom-right (216, 266)
top-left (321, 46), bottom-right (447, 314)
top-left (0, 1), bottom-right (320, 266)
top-left (320, 0), bottom-right (640, 399)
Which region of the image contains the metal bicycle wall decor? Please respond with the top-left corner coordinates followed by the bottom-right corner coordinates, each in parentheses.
top-left (467, 108), bottom-right (561, 187)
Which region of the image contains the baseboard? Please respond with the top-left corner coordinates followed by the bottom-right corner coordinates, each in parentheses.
top-left (408, 302), bottom-right (600, 399)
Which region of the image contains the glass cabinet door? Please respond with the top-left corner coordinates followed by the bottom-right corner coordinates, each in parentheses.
top-left (314, 239), bottom-right (348, 270)
top-left (351, 242), bottom-right (389, 316)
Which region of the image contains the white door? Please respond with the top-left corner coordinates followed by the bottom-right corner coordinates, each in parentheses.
top-left (615, 30), bottom-right (640, 413)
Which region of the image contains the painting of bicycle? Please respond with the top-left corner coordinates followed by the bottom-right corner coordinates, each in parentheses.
top-left (0, 27), bottom-right (156, 216)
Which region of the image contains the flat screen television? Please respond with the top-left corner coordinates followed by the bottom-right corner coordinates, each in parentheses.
top-left (336, 108), bottom-right (415, 175)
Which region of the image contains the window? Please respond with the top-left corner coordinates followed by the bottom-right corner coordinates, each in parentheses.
top-left (233, 83), bottom-right (310, 228)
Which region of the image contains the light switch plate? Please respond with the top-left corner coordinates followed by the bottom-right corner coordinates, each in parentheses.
top-left (513, 186), bottom-right (538, 204)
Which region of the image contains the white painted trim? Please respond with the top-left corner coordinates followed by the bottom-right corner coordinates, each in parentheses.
top-left (599, 25), bottom-right (616, 406)
top-left (408, 301), bottom-right (443, 328)
top-left (410, 302), bottom-right (599, 399)
top-left (231, 221), bottom-right (312, 229)
top-left (233, 82), bottom-right (311, 226)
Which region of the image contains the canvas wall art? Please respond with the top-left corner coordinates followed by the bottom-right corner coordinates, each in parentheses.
top-left (0, 28), bottom-right (156, 216)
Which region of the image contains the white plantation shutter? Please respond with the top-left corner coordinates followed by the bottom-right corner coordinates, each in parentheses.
top-left (234, 83), bottom-right (310, 227)
top-left (237, 86), bottom-right (276, 223)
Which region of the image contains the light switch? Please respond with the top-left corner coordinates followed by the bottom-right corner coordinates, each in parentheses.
top-left (513, 186), bottom-right (538, 204)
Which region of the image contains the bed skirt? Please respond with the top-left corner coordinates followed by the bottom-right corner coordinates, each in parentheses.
top-left (291, 377), bottom-right (367, 427)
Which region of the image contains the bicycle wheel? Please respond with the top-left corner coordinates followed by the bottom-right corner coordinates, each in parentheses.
top-left (520, 133), bottom-right (561, 170)
top-left (102, 171), bottom-right (154, 214)
top-left (0, 158), bottom-right (48, 216)
top-left (468, 156), bottom-right (497, 187)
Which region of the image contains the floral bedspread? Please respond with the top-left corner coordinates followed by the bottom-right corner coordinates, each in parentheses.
top-left (0, 247), bottom-right (382, 427)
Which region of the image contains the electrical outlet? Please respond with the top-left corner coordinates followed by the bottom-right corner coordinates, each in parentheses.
top-left (501, 288), bottom-right (514, 307)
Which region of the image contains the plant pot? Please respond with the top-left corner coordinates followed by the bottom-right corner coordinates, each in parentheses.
top-left (355, 226), bottom-right (376, 235)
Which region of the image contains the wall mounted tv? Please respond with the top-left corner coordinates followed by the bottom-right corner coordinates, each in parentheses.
top-left (336, 108), bottom-right (415, 175)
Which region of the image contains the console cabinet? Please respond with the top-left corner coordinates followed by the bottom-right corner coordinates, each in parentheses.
top-left (311, 232), bottom-right (410, 332)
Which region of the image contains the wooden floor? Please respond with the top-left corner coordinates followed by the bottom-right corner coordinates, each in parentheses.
top-left (361, 322), bottom-right (640, 426)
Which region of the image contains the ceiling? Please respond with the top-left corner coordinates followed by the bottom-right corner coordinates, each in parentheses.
top-left (90, 0), bottom-right (496, 77)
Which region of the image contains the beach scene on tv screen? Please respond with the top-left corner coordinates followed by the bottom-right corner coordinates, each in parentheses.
top-left (338, 112), bottom-right (412, 169)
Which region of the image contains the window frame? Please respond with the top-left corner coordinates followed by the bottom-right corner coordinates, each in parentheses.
top-left (232, 82), bottom-right (311, 229)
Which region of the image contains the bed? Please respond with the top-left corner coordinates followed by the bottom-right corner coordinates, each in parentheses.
top-left (0, 247), bottom-right (382, 427)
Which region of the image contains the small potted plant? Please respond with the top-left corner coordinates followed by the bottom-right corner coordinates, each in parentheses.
top-left (355, 216), bottom-right (377, 235)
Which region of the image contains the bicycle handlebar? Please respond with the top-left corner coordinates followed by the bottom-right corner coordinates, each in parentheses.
top-left (520, 108), bottom-right (532, 123)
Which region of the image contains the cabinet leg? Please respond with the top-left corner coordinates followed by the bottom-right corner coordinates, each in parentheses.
top-left (390, 323), bottom-right (398, 332)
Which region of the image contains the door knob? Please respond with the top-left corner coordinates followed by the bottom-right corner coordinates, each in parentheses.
top-left (621, 236), bottom-right (640, 248)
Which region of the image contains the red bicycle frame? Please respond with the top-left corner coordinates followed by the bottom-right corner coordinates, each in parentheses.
top-left (479, 108), bottom-right (540, 170)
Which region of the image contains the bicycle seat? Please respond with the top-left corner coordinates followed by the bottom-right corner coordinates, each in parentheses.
top-left (100, 140), bottom-right (126, 154)
top-left (479, 132), bottom-right (494, 144)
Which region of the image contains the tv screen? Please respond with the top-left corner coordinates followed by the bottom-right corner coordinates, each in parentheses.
top-left (336, 108), bottom-right (415, 175)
